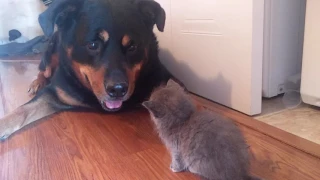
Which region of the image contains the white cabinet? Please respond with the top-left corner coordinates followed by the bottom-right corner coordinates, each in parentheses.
top-left (156, 0), bottom-right (264, 115)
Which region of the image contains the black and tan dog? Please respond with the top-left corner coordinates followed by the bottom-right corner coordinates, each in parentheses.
top-left (0, 0), bottom-right (173, 140)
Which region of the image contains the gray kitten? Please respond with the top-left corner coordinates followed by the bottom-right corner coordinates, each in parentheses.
top-left (143, 79), bottom-right (260, 180)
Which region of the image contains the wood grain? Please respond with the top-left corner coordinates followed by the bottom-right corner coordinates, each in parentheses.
top-left (1, 61), bottom-right (320, 180)
top-left (0, 107), bottom-right (320, 180)
top-left (0, 110), bottom-right (198, 180)
top-left (0, 61), bottom-right (39, 115)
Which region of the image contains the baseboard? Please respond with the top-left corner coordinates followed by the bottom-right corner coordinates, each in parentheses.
top-left (191, 94), bottom-right (320, 159)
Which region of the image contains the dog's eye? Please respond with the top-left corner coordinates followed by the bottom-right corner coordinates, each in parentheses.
top-left (127, 41), bottom-right (137, 52)
top-left (87, 41), bottom-right (100, 51)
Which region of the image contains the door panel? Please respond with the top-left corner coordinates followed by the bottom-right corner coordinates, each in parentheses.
top-left (155, 0), bottom-right (263, 115)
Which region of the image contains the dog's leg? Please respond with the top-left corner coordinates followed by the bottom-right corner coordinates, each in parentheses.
top-left (29, 32), bottom-right (59, 96)
top-left (0, 89), bottom-right (67, 140)
top-left (28, 70), bottom-right (50, 96)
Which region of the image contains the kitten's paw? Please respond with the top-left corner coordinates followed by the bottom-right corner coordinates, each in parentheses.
top-left (170, 163), bottom-right (185, 173)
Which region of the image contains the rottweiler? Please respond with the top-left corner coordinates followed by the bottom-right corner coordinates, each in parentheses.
top-left (0, 0), bottom-right (173, 140)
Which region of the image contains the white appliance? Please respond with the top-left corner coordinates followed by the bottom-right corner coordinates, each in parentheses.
top-left (301, 0), bottom-right (320, 107)
top-left (155, 0), bottom-right (307, 115)
top-left (262, 0), bottom-right (306, 98)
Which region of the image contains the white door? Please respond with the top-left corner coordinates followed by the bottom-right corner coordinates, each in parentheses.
top-left (155, 0), bottom-right (264, 115)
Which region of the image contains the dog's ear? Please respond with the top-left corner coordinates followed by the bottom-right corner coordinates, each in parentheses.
top-left (38, 0), bottom-right (82, 37)
top-left (138, 0), bottom-right (166, 32)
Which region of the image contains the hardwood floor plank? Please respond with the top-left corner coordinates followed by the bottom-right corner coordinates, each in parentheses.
top-left (0, 61), bottom-right (37, 115)
top-left (1, 107), bottom-right (320, 180)
top-left (1, 61), bottom-right (320, 180)
top-left (0, 74), bottom-right (4, 117)
top-left (243, 125), bottom-right (320, 180)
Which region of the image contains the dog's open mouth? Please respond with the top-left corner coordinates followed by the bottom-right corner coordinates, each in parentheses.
top-left (101, 100), bottom-right (123, 111)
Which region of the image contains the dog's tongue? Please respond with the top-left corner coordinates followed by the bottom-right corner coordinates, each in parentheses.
top-left (105, 100), bottom-right (123, 109)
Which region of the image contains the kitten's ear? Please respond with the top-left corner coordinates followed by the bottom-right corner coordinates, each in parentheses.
top-left (167, 79), bottom-right (184, 91)
top-left (142, 101), bottom-right (166, 118)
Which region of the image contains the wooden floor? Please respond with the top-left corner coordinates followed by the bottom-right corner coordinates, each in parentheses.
top-left (1, 60), bottom-right (320, 180)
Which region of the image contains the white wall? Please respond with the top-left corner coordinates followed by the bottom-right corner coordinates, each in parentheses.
top-left (301, 0), bottom-right (320, 107)
top-left (0, 0), bottom-right (46, 40)
top-left (262, 0), bottom-right (306, 98)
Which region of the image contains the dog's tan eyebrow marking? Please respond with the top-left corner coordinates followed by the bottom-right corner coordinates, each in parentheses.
top-left (99, 30), bottom-right (109, 42)
top-left (122, 34), bottom-right (131, 47)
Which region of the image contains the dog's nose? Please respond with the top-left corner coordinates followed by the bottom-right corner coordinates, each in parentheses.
top-left (107, 83), bottom-right (128, 98)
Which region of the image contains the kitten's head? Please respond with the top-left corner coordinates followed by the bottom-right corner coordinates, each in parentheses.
top-left (142, 79), bottom-right (195, 129)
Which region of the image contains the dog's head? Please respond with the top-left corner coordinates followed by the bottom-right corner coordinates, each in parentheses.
top-left (39, 0), bottom-right (165, 111)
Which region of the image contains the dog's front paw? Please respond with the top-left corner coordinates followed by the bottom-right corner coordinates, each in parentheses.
top-left (0, 121), bottom-right (19, 141)
top-left (28, 76), bottom-right (48, 96)
top-left (0, 131), bottom-right (12, 141)
top-left (0, 112), bottom-right (24, 141)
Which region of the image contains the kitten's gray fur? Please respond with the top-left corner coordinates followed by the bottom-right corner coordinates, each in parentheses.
top-left (143, 79), bottom-right (260, 180)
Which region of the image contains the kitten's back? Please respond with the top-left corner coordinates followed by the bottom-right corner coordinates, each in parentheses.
top-left (180, 110), bottom-right (251, 180)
